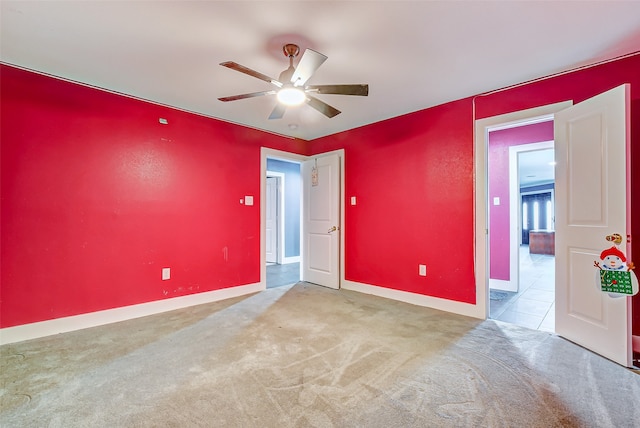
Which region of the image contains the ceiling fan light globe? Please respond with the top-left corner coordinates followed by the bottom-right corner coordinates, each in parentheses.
top-left (277, 88), bottom-right (306, 106)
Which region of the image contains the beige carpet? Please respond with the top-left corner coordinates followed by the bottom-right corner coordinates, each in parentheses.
top-left (2, 282), bottom-right (639, 427)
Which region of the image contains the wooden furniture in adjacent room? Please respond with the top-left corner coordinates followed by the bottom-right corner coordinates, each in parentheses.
top-left (529, 230), bottom-right (555, 255)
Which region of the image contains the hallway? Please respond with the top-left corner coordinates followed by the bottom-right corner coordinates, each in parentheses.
top-left (490, 245), bottom-right (555, 332)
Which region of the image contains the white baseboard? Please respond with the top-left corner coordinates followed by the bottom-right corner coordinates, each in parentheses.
top-left (282, 256), bottom-right (300, 264)
top-left (0, 282), bottom-right (263, 345)
top-left (341, 280), bottom-right (484, 319)
top-left (489, 278), bottom-right (516, 292)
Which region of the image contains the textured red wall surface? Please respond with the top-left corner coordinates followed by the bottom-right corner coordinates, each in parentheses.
top-left (309, 99), bottom-right (477, 303)
top-left (476, 54), bottom-right (640, 335)
top-left (310, 54), bottom-right (640, 323)
top-left (2, 53), bottom-right (639, 333)
top-left (0, 65), bottom-right (304, 328)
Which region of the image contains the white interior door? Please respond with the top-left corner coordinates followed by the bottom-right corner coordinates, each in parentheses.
top-left (555, 84), bottom-right (631, 367)
top-left (302, 154), bottom-right (340, 289)
top-left (265, 176), bottom-right (278, 264)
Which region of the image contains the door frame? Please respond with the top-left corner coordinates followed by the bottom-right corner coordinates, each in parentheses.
top-left (260, 147), bottom-right (345, 290)
top-left (266, 172), bottom-right (285, 264)
top-left (474, 101), bottom-right (572, 318)
top-left (505, 141), bottom-right (555, 292)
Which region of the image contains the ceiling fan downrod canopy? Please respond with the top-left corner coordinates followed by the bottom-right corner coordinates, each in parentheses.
top-left (282, 43), bottom-right (300, 59)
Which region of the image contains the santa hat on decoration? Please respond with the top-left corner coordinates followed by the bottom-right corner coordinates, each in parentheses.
top-left (600, 246), bottom-right (626, 262)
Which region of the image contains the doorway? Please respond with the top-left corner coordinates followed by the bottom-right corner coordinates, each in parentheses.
top-left (261, 148), bottom-right (345, 291)
top-left (477, 87), bottom-right (635, 367)
top-left (474, 100), bottom-right (572, 325)
top-left (489, 140), bottom-right (556, 331)
top-left (265, 162), bottom-right (301, 288)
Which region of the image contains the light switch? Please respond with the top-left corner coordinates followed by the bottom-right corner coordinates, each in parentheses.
top-left (162, 268), bottom-right (170, 280)
top-left (493, 197), bottom-right (500, 206)
top-left (245, 196), bottom-right (253, 206)
top-left (351, 196), bottom-right (357, 205)
top-left (419, 265), bottom-right (427, 276)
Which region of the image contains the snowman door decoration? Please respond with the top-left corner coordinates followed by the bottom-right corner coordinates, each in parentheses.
top-left (593, 234), bottom-right (639, 297)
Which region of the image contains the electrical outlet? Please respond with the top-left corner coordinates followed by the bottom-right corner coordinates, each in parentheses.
top-left (162, 267), bottom-right (170, 280)
top-left (419, 265), bottom-right (427, 276)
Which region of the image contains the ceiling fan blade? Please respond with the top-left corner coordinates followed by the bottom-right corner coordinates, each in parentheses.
top-left (290, 49), bottom-right (327, 86)
top-left (306, 95), bottom-right (341, 118)
top-left (220, 61), bottom-right (283, 88)
top-left (218, 90), bottom-right (276, 102)
top-left (306, 84), bottom-right (369, 96)
top-left (268, 103), bottom-right (287, 120)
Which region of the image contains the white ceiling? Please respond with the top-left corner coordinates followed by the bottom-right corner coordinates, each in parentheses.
top-left (519, 148), bottom-right (555, 188)
top-left (2, 1), bottom-right (639, 141)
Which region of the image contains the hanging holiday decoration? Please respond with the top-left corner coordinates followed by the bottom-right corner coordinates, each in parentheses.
top-left (594, 234), bottom-right (638, 297)
top-left (311, 158), bottom-right (319, 187)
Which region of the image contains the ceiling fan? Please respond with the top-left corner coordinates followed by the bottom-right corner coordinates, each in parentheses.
top-left (218, 44), bottom-right (368, 119)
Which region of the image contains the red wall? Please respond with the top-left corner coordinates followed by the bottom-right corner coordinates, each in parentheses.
top-left (0, 65), bottom-right (304, 328)
top-left (476, 54), bottom-right (640, 335)
top-left (2, 53), bottom-right (639, 334)
top-left (488, 122), bottom-right (554, 280)
top-left (310, 99), bottom-right (477, 303)
top-left (310, 54), bottom-right (640, 333)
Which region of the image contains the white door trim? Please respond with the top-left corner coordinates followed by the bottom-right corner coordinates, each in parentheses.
top-left (474, 101), bottom-right (573, 319)
top-left (260, 147), bottom-right (345, 289)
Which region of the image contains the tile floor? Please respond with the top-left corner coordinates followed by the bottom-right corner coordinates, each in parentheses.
top-left (490, 245), bottom-right (555, 332)
top-left (266, 262), bottom-right (300, 288)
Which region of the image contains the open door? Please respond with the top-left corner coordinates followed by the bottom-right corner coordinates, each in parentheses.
top-left (265, 176), bottom-right (278, 264)
top-left (555, 84), bottom-right (631, 367)
top-left (302, 153), bottom-right (340, 289)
